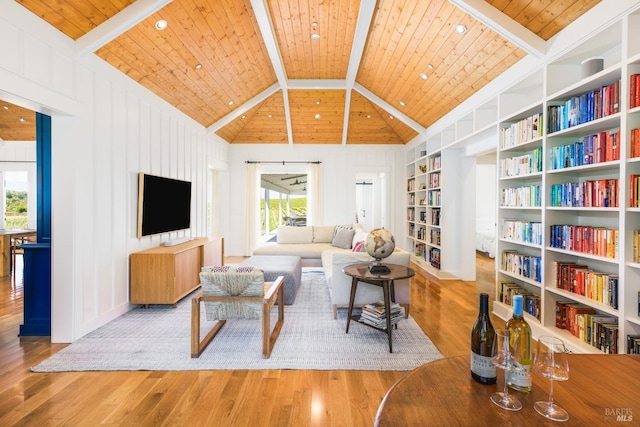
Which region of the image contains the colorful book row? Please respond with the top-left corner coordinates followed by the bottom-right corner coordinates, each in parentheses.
top-left (630, 128), bottom-right (640, 158)
top-left (501, 250), bottom-right (542, 282)
top-left (549, 179), bottom-right (619, 208)
top-left (630, 74), bottom-right (640, 109)
top-left (500, 113), bottom-right (543, 149)
top-left (552, 261), bottom-right (618, 309)
top-left (547, 80), bottom-right (620, 133)
top-left (629, 175), bottom-right (640, 208)
top-left (549, 129), bottom-right (620, 170)
top-left (499, 282), bottom-right (541, 320)
top-left (428, 156), bottom-right (441, 171)
top-left (501, 220), bottom-right (543, 245)
top-left (500, 185), bottom-right (541, 208)
top-left (500, 147), bottom-right (543, 178)
top-left (555, 302), bottom-right (618, 354)
top-left (549, 225), bottom-right (619, 259)
top-left (632, 230), bottom-right (640, 263)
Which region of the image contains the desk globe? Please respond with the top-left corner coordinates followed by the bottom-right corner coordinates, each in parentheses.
top-left (364, 228), bottom-right (395, 274)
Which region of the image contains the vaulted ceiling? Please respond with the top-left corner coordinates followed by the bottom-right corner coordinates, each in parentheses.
top-left (2, 0), bottom-right (601, 144)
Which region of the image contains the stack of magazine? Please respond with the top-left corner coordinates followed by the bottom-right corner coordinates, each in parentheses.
top-left (360, 301), bottom-right (405, 329)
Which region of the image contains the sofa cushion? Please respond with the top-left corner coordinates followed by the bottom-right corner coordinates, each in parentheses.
top-left (253, 242), bottom-right (335, 259)
top-left (332, 227), bottom-right (355, 249)
top-left (277, 225), bottom-right (313, 244)
top-left (313, 225), bottom-right (335, 243)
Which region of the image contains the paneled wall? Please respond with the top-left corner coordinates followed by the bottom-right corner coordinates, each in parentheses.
top-left (226, 143), bottom-right (406, 256)
top-left (0, 0), bottom-right (228, 342)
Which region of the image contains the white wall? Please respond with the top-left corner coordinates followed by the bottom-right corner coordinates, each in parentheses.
top-left (476, 153), bottom-right (496, 230)
top-left (0, 0), bottom-right (228, 342)
top-left (226, 143), bottom-right (406, 256)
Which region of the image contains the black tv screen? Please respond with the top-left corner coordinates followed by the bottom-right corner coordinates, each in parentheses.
top-left (137, 173), bottom-right (192, 238)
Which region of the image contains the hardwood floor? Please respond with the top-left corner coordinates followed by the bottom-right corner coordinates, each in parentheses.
top-left (0, 253), bottom-right (501, 426)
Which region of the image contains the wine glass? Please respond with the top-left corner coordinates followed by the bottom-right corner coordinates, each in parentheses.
top-left (490, 329), bottom-right (522, 411)
top-left (533, 335), bottom-right (570, 422)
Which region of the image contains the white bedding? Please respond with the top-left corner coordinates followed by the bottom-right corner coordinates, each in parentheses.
top-left (475, 230), bottom-right (496, 258)
top-left (476, 217), bottom-right (496, 258)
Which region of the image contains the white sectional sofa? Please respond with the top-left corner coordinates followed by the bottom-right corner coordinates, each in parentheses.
top-left (252, 224), bottom-right (411, 318)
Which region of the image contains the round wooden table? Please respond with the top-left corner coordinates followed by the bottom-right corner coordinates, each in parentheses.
top-left (374, 354), bottom-right (640, 426)
top-left (342, 263), bottom-right (415, 353)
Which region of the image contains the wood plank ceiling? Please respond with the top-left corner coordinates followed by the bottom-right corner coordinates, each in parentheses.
top-left (5, 0), bottom-right (602, 144)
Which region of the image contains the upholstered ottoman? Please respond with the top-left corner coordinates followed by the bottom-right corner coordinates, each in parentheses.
top-left (240, 255), bottom-right (302, 304)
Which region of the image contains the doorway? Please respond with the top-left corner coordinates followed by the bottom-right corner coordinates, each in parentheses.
top-left (355, 172), bottom-right (387, 231)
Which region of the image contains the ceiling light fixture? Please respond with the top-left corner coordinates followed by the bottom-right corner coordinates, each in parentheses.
top-left (316, 100), bottom-right (320, 105)
top-left (399, 101), bottom-right (406, 106)
top-left (19, 117), bottom-right (27, 123)
top-left (428, 64), bottom-right (434, 69)
top-left (228, 101), bottom-right (234, 106)
top-left (315, 114), bottom-right (321, 119)
top-left (241, 115), bottom-right (246, 119)
top-left (2, 105), bottom-right (8, 110)
top-left (389, 115), bottom-right (394, 120)
top-left (195, 64), bottom-right (202, 69)
top-left (419, 72), bottom-right (428, 80)
top-left (366, 115), bottom-right (371, 119)
top-left (455, 24), bottom-right (467, 34)
top-left (268, 114), bottom-right (273, 118)
top-left (312, 22), bottom-right (318, 27)
top-left (311, 33), bottom-right (320, 40)
top-left (155, 19), bottom-right (167, 30)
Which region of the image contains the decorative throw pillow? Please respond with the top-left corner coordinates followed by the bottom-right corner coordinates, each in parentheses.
top-left (333, 224), bottom-right (353, 237)
top-left (352, 240), bottom-right (365, 252)
top-left (332, 227), bottom-right (355, 249)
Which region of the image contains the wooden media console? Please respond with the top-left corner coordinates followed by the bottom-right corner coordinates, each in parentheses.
top-left (130, 237), bottom-right (223, 307)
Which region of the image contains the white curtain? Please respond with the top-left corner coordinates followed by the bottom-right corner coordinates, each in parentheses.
top-left (307, 163), bottom-right (322, 225)
top-left (244, 163), bottom-right (260, 256)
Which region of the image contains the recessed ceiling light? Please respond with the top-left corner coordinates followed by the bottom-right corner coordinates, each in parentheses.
top-left (428, 64), bottom-right (434, 69)
top-left (315, 114), bottom-right (321, 119)
top-left (311, 33), bottom-right (320, 40)
top-left (2, 105), bottom-right (8, 110)
top-left (228, 101), bottom-right (234, 106)
top-left (195, 64), bottom-right (202, 69)
top-left (19, 117), bottom-right (27, 123)
top-left (155, 19), bottom-right (167, 30)
top-left (366, 115), bottom-right (371, 119)
top-left (455, 24), bottom-right (467, 34)
top-left (312, 22), bottom-right (318, 27)
top-left (389, 115), bottom-right (394, 120)
top-left (268, 114), bottom-right (273, 118)
top-left (419, 72), bottom-right (428, 80)
top-left (241, 115), bottom-right (246, 119)
top-left (399, 101), bottom-right (406, 106)
top-left (316, 100), bottom-right (321, 105)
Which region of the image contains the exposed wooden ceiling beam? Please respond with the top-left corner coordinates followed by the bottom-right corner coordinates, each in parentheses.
top-left (207, 83), bottom-right (280, 134)
top-left (449, 0), bottom-right (546, 57)
top-left (250, 0), bottom-right (293, 145)
top-left (354, 83), bottom-right (426, 135)
top-left (75, 0), bottom-right (173, 56)
top-left (342, 0), bottom-right (377, 145)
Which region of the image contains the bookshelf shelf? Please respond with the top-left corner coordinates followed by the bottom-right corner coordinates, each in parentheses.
top-left (546, 287), bottom-right (619, 316)
top-left (498, 270), bottom-right (542, 288)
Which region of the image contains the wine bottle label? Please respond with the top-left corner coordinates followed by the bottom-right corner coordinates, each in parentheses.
top-left (471, 352), bottom-right (496, 378)
top-left (507, 363), bottom-right (532, 387)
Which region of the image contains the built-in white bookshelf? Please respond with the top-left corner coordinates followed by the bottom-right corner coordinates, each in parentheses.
top-left (493, 10), bottom-right (640, 354)
top-left (407, 4), bottom-right (640, 354)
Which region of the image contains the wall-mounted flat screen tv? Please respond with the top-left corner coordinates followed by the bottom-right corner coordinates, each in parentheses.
top-left (137, 173), bottom-right (192, 238)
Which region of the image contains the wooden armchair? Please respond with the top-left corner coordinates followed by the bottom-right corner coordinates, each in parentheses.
top-left (191, 266), bottom-right (284, 358)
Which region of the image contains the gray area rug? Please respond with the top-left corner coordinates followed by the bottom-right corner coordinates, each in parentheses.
top-left (32, 270), bottom-right (443, 372)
